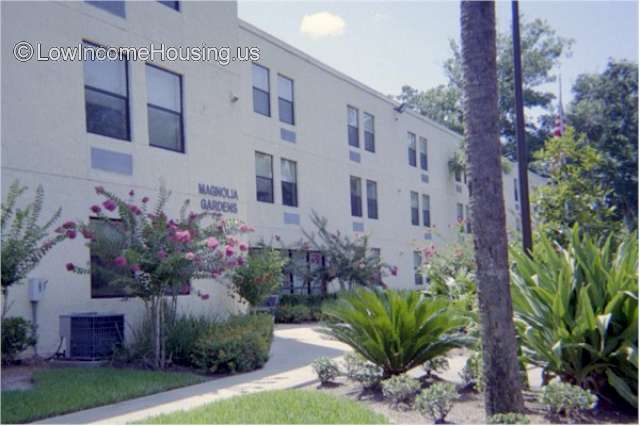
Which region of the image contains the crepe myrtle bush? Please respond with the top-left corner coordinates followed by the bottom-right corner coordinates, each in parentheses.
top-left (64, 185), bottom-right (254, 369)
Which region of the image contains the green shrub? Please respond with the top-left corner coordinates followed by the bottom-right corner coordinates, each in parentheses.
top-left (342, 352), bottom-right (368, 380)
top-left (381, 374), bottom-right (421, 407)
top-left (165, 315), bottom-right (213, 367)
top-left (459, 351), bottom-right (484, 392)
top-left (351, 361), bottom-right (384, 390)
top-left (487, 412), bottom-right (530, 424)
top-left (511, 227), bottom-right (638, 407)
top-left (191, 314), bottom-right (274, 374)
top-left (231, 248), bottom-right (286, 308)
top-left (540, 382), bottom-right (597, 418)
top-left (274, 294), bottom-right (336, 324)
top-left (423, 356), bottom-right (450, 378)
top-left (322, 287), bottom-right (472, 377)
top-left (415, 383), bottom-right (458, 423)
top-left (1, 317), bottom-right (36, 363)
top-left (311, 357), bottom-right (340, 384)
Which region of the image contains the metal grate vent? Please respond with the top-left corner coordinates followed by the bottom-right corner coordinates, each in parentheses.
top-left (60, 313), bottom-right (124, 360)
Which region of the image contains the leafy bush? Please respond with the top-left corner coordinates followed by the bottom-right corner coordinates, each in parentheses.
top-left (311, 357), bottom-right (340, 384)
top-left (342, 352), bottom-right (368, 380)
top-left (423, 356), bottom-right (450, 378)
top-left (165, 315), bottom-right (213, 366)
top-left (274, 304), bottom-right (312, 323)
top-left (274, 294), bottom-right (335, 323)
top-left (511, 227), bottom-right (638, 407)
top-left (487, 412), bottom-right (530, 424)
top-left (1, 317), bottom-right (36, 363)
top-left (415, 383), bottom-right (458, 423)
top-left (351, 361), bottom-right (384, 390)
top-left (540, 382), bottom-right (597, 418)
top-left (191, 314), bottom-right (274, 374)
top-left (459, 351), bottom-right (484, 392)
top-left (322, 287), bottom-right (471, 377)
top-left (381, 374), bottom-right (421, 407)
top-left (231, 248), bottom-right (286, 308)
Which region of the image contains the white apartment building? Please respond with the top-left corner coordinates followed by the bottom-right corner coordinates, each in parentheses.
top-left (1, 0), bottom-right (544, 356)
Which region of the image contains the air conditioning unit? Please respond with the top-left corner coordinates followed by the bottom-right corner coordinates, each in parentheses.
top-left (59, 313), bottom-right (124, 360)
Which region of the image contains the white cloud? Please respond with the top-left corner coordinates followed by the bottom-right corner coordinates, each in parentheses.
top-left (300, 12), bottom-right (346, 39)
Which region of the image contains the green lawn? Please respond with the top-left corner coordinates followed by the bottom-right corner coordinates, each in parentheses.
top-left (138, 389), bottom-right (388, 424)
top-left (1, 367), bottom-right (206, 424)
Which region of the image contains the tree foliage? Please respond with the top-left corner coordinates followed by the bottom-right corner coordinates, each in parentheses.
top-left (230, 247), bottom-right (286, 308)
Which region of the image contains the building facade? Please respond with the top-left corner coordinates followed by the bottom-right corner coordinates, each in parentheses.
top-left (1, 0), bottom-right (544, 356)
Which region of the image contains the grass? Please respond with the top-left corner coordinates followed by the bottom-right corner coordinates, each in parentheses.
top-left (1, 367), bottom-right (206, 424)
top-left (138, 389), bottom-right (389, 424)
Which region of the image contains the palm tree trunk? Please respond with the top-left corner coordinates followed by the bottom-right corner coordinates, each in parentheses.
top-left (460, 0), bottom-right (525, 415)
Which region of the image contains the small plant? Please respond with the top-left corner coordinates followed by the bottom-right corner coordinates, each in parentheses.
top-left (459, 351), bottom-right (484, 392)
top-left (423, 356), bottom-right (450, 378)
top-left (1, 317), bottom-right (37, 363)
top-left (342, 352), bottom-right (368, 380)
top-left (488, 412), bottom-right (530, 424)
top-left (415, 383), bottom-right (458, 424)
top-left (312, 357), bottom-right (340, 385)
top-left (381, 374), bottom-right (420, 408)
top-left (351, 361), bottom-right (384, 390)
top-left (540, 382), bottom-right (597, 419)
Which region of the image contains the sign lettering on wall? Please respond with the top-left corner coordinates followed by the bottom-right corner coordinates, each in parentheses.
top-left (198, 183), bottom-right (238, 214)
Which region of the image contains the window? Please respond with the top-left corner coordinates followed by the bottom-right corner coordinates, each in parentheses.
top-left (255, 152), bottom-right (274, 203)
top-left (457, 202), bottom-right (464, 223)
top-left (419, 137), bottom-right (428, 171)
top-left (280, 249), bottom-right (326, 295)
top-left (350, 176), bottom-right (362, 217)
top-left (366, 180), bottom-right (378, 219)
top-left (347, 106), bottom-right (359, 148)
top-left (146, 65), bottom-right (183, 152)
top-left (514, 178), bottom-right (519, 202)
top-left (83, 41), bottom-right (129, 140)
top-left (414, 251), bottom-right (423, 286)
top-left (278, 75), bottom-right (294, 125)
top-left (364, 112), bottom-right (375, 152)
top-left (281, 158), bottom-right (298, 207)
top-left (422, 194), bottom-right (431, 227)
top-left (466, 205), bottom-right (472, 233)
top-left (252, 64), bottom-right (270, 116)
top-left (158, 1), bottom-right (179, 10)
top-left (86, 1), bottom-right (125, 17)
top-left (371, 248), bottom-right (382, 283)
top-left (410, 191), bottom-right (419, 226)
top-left (455, 168), bottom-right (462, 183)
top-left (408, 132), bottom-right (417, 167)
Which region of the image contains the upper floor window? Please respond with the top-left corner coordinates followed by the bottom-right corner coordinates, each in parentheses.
top-left (366, 180), bottom-right (378, 219)
top-left (255, 152), bottom-right (274, 203)
top-left (158, 1), bottom-right (179, 10)
top-left (419, 137), bottom-right (428, 171)
top-left (410, 191), bottom-right (419, 226)
top-left (413, 251), bottom-right (424, 286)
top-left (83, 41), bottom-right (130, 141)
top-left (455, 168), bottom-right (462, 183)
top-left (278, 75), bottom-right (294, 125)
top-left (347, 106), bottom-right (359, 148)
top-left (350, 176), bottom-right (362, 217)
top-left (422, 194), bottom-right (431, 227)
top-left (281, 158), bottom-right (298, 207)
top-left (86, 1), bottom-right (125, 17)
top-left (146, 64), bottom-right (183, 152)
top-left (252, 64), bottom-right (270, 117)
top-left (514, 178), bottom-right (519, 202)
top-left (457, 202), bottom-right (464, 223)
top-left (363, 112), bottom-right (375, 152)
top-left (408, 132), bottom-right (417, 167)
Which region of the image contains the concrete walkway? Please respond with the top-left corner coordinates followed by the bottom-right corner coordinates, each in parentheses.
top-left (36, 325), bottom-right (351, 425)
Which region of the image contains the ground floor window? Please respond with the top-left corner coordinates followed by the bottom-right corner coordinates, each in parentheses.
top-left (279, 249), bottom-right (326, 295)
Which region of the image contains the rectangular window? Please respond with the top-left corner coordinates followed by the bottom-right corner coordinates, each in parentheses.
top-left (347, 106), bottom-right (359, 148)
top-left (514, 178), bottom-right (519, 202)
top-left (466, 205), bottom-right (472, 233)
top-left (86, 1), bottom-right (125, 17)
top-left (350, 176), bottom-right (362, 217)
top-left (457, 202), bottom-right (464, 223)
top-left (252, 64), bottom-right (270, 116)
top-left (408, 132), bottom-right (417, 167)
top-left (281, 158), bottom-right (298, 207)
top-left (83, 41), bottom-right (129, 141)
top-left (255, 152), bottom-right (274, 203)
top-left (366, 180), bottom-right (378, 219)
top-left (278, 75), bottom-right (294, 125)
top-left (158, 1), bottom-right (179, 10)
top-left (419, 137), bottom-right (428, 171)
top-left (422, 194), bottom-right (431, 227)
top-left (146, 64), bottom-right (183, 152)
top-left (410, 191), bottom-right (420, 226)
top-left (363, 112), bottom-right (375, 152)
top-left (414, 251), bottom-right (423, 286)
top-left (455, 168), bottom-right (462, 183)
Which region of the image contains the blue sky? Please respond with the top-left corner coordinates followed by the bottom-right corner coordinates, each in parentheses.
top-left (238, 1), bottom-right (639, 107)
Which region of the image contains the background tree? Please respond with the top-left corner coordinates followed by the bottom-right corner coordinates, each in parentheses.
top-left (230, 246), bottom-right (286, 310)
top-left (460, 1), bottom-right (524, 415)
top-left (567, 60), bottom-right (638, 228)
top-left (399, 18), bottom-right (572, 161)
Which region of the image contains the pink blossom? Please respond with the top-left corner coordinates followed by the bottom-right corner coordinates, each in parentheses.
top-left (95, 186), bottom-right (105, 194)
top-left (390, 266), bottom-right (398, 276)
top-left (65, 263), bottom-right (75, 271)
top-left (103, 199), bottom-right (117, 212)
top-left (225, 245), bottom-right (234, 257)
top-left (63, 221), bottom-right (76, 229)
top-left (175, 230), bottom-right (191, 243)
top-left (227, 237), bottom-right (236, 247)
top-left (185, 252), bottom-right (195, 261)
top-left (81, 229), bottom-right (93, 240)
top-left (237, 256), bottom-right (245, 266)
top-left (90, 205), bottom-right (101, 214)
top-left (180, 283), bottom-right (191, 293)
top-left (142, 196), bottom-right (150, 204)
top-left (239, 224), bottom-right (254, 233)
top-left (157, 249), bottom-right (167, 260)
top-left (199, 293), bottom-right (210, 300)
top-left (130, 264), bottom-right (141, 272)
top-left (129, 190), bottom-right (135, 197)
top-left (207, 237), bottom-right (219, 250)
top-left (128, 204), bottom-right (141, 215)
top-left (114, 256), bottom-right (127, 266)
top-left (65, 229), bottom-right (77, 239)
top-left (239, 243), bottom-right (248, 252)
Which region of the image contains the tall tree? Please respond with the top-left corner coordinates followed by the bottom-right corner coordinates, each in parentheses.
top-left (568, 60), bottom-right (638, 228)
top-left (460, 1), bottom-right (524, 416)
top-left (399, 18), bottom-right (572, 161)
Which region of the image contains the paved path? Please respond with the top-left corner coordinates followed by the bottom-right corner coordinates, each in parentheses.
top-left (36, 325), bottom-right (350, 425)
